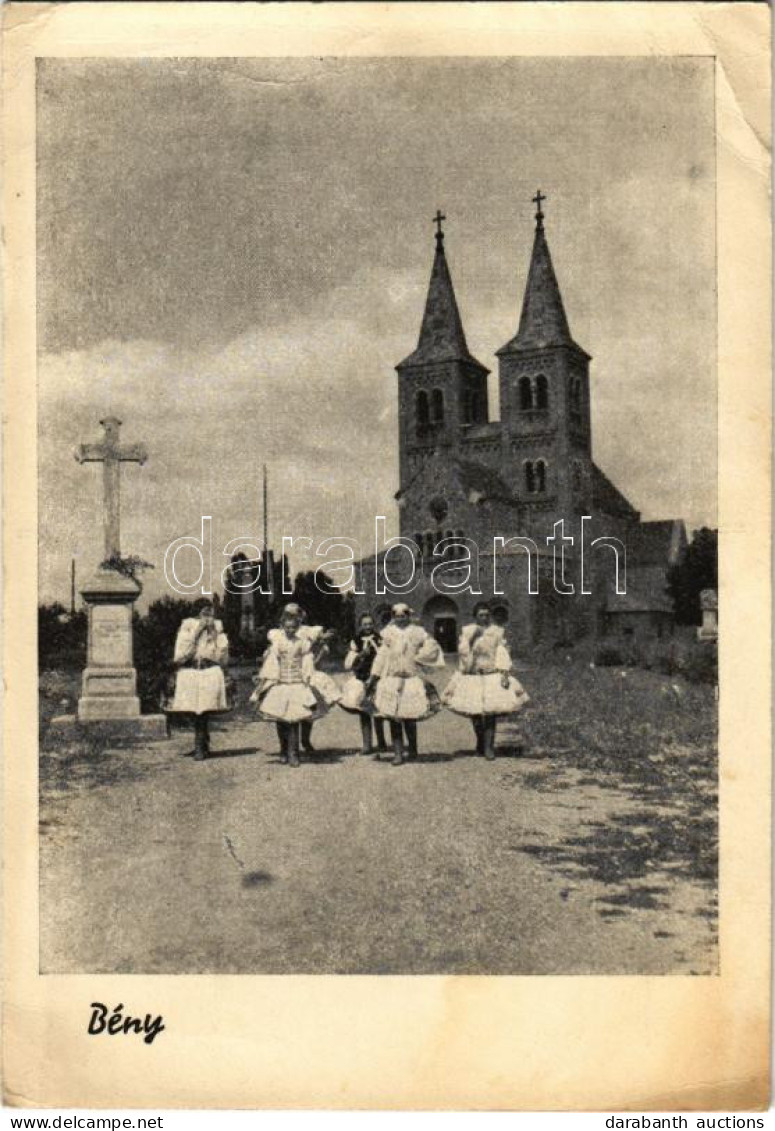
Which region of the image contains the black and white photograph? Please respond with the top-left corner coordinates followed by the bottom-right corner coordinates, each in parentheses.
top-left (3, 0), bottom-right (771, 1112)
top-left (34, 53), bottom-right (721, 978)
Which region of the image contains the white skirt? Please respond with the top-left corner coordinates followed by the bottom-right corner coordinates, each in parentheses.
top-left (308, 670), bottom-right (341, 708)
top-left (168, 666), bottom-right (228, 715)
top-left (339, 676), bottom-right (382, 715)
top-left (253, 681), bottom-right (321, 723)
top-left (442, 672), bottom-right (530, 717)
top-left (373, 675), bottom-right (440, 721)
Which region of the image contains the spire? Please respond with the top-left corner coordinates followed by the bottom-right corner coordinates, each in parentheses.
top-left (398, 212), bottom-right (487, 371)
top-left (498, 192), bottom-right (587, 356)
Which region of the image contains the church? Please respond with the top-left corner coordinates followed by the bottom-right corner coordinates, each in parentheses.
top-left (356, 196), bottom-right (687, 652)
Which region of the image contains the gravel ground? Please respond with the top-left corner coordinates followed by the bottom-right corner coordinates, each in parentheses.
top-left (39, 661), bottom-right (717, 974)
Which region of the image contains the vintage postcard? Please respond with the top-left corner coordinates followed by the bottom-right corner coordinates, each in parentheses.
top-left (3, 1), bottom-right (771, 1111)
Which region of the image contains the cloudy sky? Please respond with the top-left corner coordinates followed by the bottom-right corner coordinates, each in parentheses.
top-left (37, 56), bottom-right (716, 606)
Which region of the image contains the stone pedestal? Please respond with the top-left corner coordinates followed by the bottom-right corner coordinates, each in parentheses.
top-left (79, 576), bottom-right (141, 719)
top-left (697, 588), bottom-right (718, 641)
top-left (51, 569), bottom-right (167, 740)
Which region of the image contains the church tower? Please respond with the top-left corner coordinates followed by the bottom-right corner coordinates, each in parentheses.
top-left (396, 212), bottom-right (490, 491)
top-left (496, 193), bottom-right (593, 529)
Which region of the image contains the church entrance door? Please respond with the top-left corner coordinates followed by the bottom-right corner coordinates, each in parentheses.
top-left (423, 595), bottom-right (459, 653)
top-left (434, 616), bottom-right (458, 654)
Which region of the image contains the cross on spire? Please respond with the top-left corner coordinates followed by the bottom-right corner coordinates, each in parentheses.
top-left (532, 189), bottom-right (546, 230)
top-left (76, 417), bottom-right (148, 561)
top-left (433, 209), bottom-right (446, 243)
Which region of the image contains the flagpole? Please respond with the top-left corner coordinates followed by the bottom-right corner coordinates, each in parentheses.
top-left (263, 464), bottom-right (271, 597)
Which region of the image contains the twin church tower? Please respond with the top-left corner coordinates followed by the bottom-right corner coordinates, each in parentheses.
top-left (360, 196), bottom-right (684, 648)
top-left (397, 195), bottom-right (594, 535)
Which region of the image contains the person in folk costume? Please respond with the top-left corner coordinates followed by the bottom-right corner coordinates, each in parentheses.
top-left (167, 600), bottom-right (231, 761)
top-left (251, 603), bottom-right (338, 767)
top-left (441, 601), bottom-right (530, 760)
top-left (366, 602), bottom-right (445, 766)
top-left (339, 612), bottom-right (389, 756)
top-left (296, 608), bottom-right (338, 753)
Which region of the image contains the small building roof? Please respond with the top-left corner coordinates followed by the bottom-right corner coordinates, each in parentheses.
top-left (628, 519), bottom-right (687, 566)
top-left (592, 463), bottom-right (640, 519)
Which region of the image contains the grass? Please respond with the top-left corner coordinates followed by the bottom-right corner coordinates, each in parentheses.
top-left (501, 659), bottom-right (717, 911)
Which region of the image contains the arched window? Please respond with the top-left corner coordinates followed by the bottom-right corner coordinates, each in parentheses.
top-left (572, 462), bottom-right (583, 493)
top-left (444, 529), bottom-right (455, 558)
top-left (413, 533), bottom-right (423, 557)
top-left (462, 388), bottom-right (472, 425)
top-left (430, 388), bottom-right (444, 425)
top-left (535, 374), bottom-right (549, 410)
top-left (416, 390), bottom-right (429, 435)
top-left (535, 459), bottom-right (547, 493)
top-left (470, 390), bottom-right (482, 423)
top-left (424, 531), bottom-right (434, 558)
top-left (519, 376), bottom-right (533, 411)
top-left (524, 461), bottom-right (535, 494)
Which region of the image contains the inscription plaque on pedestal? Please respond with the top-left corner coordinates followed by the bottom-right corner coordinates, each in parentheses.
top-left (78, 576), bottom-right (142, 721)
top-left (90, 604), bottom-right (133, 667)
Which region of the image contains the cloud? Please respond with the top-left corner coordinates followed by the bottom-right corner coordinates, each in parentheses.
top-left (38, 288), bottom-right (416, 606)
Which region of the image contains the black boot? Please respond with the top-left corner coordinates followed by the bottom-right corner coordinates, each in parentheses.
top-left (288, 724), bottom-right (301, 768)
top-left (360, 714), bottom-right (373, 756)
top-left (374, 717), bottom-right (389, 752)
top-left (193, 715), bottom-right (208, 761)
top-left (301, 720), bottom-right (314, 752)
top-left (390, 721), bottom-right (404, 766)
top-left (276, 722), bottom-right (289, 762)
top-left (404, 721), bottom-right (418, 761)
top-left (472, 717), bottom-right (485, 757)
top-left (484, 717), bottom-right (497, 761)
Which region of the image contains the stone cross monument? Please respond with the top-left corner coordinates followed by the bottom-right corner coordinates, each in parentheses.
top-left (76, 415), bottom-right (148, 561)
top-left (55, 417), bottom-right (167, 738)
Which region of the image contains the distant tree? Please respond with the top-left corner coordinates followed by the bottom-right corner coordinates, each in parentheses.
top-left (222, 552), bottom-right (254, 642)
top-left (270, 554), bottom-right (291, 610)
top-left (222, 551), bottom-right (293, 657)
top-left (289, 570), bottom-right (352, 653)
top-left (259, 553), bottom-right (291, 627)
top-left (291, 570), bottom-right (337, 624)
top-left (135, 596), bottom-right (201, 651)
top-left (38, 602), bottom-right (87, 669)
top-left (341, 591), bottom-right (357, 644)
top-left (39, 600), bottom-right (67, 623)
top-left (667, 527), bottom-right (718, 625)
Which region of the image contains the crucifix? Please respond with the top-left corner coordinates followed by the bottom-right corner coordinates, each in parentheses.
top-left (76, 417), bottom-right (148, 561)
top-left (532, 189), bottom-right (546, 227)
top-left (433, 209), bottom-right (446, 241)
